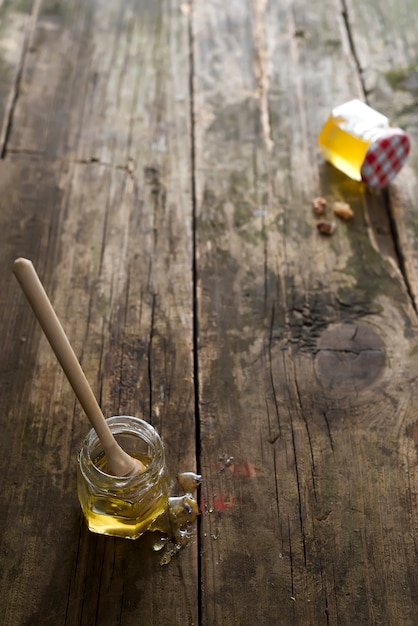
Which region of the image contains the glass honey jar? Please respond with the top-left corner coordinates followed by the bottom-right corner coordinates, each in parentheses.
top-left (318, 99), bottom-right (410, 188)
top-left (77, 416), bottom-right (169, 540)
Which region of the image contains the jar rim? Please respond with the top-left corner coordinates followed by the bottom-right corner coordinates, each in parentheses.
top-left (80, 415), bottom-right (165, 484)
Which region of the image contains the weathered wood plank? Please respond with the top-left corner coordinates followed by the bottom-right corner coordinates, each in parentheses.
top-left (343, 0), bottom-right (418, 305)
top-left (0, 1), bottom-right (196, 625)
top-left (194, 1), bottom-right (418, 625)
top-left (2, 0), bottom-right (418, 624)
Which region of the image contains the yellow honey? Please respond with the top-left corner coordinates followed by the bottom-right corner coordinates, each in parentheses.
top-left (77, 417), bottom-right (169, 540)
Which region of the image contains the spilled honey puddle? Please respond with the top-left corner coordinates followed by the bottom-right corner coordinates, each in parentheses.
top-left (150, 472), bottom-right (201, 565)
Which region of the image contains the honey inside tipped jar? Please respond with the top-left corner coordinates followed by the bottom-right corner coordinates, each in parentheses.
top-left (317, 113), bottom-right (370, 181)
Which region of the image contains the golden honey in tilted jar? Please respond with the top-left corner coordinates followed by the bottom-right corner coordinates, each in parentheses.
top-left (318, 99), bottom-right (410, 188)
top-left (77, 416), bottom-right (169, 540)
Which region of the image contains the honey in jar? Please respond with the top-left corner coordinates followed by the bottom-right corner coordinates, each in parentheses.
top-left (318, 99), bottom-right (410, 188)
top-left (77, 416), bottom-right (169, 540)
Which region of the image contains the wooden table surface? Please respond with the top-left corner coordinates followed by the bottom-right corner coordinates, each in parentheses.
top-left (1, 0), bottom-right (418, 624)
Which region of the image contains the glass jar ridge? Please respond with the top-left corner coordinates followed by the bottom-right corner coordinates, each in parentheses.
top-left (77, 416), bottom-right (169, 540)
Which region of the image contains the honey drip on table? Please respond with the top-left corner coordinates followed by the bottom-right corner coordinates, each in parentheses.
top-left (151, 472), bottom-right (202, 566)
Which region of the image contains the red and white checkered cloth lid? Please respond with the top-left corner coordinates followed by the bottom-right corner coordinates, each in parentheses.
top-left (360, 129), bottom-right (410, 188)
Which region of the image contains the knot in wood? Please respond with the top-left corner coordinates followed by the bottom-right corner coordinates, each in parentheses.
top-left (314, 322), bottom-right (386, 392)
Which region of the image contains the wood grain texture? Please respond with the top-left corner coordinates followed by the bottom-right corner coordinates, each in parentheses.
top-left (0, 1), bottom-right (196, 625)
top-left (1, 0), bottom-right (418, 625)
top-left (194, 0), bottom-right (418, 624)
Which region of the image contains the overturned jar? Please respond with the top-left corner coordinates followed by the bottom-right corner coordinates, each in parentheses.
top-left (318, 99), bottom-right (410, 188)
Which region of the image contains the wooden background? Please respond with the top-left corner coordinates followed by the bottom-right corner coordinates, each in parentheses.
top-left (0, 0), bottom-right (417, 624)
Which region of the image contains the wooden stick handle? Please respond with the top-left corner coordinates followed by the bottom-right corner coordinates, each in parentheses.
top-left (13, 258), bottom-right (117, 453)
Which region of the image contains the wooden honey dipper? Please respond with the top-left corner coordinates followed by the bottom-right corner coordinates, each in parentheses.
top-left (13, 258), bottom-right (145, 477)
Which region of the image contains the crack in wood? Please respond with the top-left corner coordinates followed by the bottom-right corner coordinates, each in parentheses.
top-left (285, 363), bottom-right (308, 569)
top-left (322, 410), bottom-right (334, 453)
top-left (268, 301), bottom-right (283, 438)
top-left (148, 292), bottom-right (156, 423)
top-left (188, 5), bottom-right (204, 623)
top-left (317, 347), bottom-right (384, 355)
top-left (339, 0), bottom-right (367, 98)
top-left (294, 373), bottom-right (318, 500)
top-left (0, 0), bottom-right (42, 159)
top-left (0, 44), bottom-right (24, 157)
top-left (382, 187), bottom-right (418, 315)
